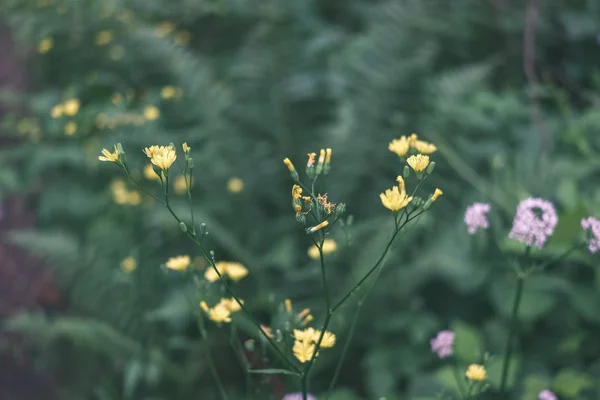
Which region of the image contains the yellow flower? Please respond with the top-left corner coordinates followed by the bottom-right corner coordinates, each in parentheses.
top-left (283, 157), bottom-right (295, 172)
top-left (205, 261), bottom-right (248, 282)
top-left (165, 255), bottom-right (191, 271)
top-left (292, 184), bottom-right (303, 200)
top-left (406, 154), bottom-right (430, 172)
top-left (110, 179), bottom-right (128, 204)
top-left (225, 262), bottom-right (249, 281)
top-left (144, 164), bottom-right (160, 180)
top-left (161, 86), bottom-right (181, 99)
top-left (38, 37), bottom-right (53, 54)
top-left (380, 179), bottom-right (413, 212)
top-left (285, 299), bottom-right (292, 312)
top-left (98, 145), bottom-right (120, 163)
top-left (204, 264), bottom-right (225, 282)
top-left (307, 239), bottom-right (338, 260)
top-left (227, 177), bottom-right (244, 193)
top-left (111, 93), bottom-right (123, 105)
top-left (95, 30), bottom-right (113, 46)
top-left (50, 104), bottom-right (64, 118)
top-left (64, 121), bottom-right (77, 136)
top-left (315, 330), bottom-right (336, 348)
top-left (409, 133), bottom-right (418, 147)
top-left (173, 175), bottom-right (188, 195)
top-left (413, 139), bottom-right (437, 154)
top-left (431, 188), bottom-right (443, 201)
top-left (63, 98), bottom-right (80, 116)
top-left (143, 145), bottom-right (177, 170)
top-left (120, 256), bottom-right (137, 273)
top-left (308, 220), bottom-right (329, 233)
top-left (207, 302), bottom-right (232, 323)
top-left (325, 148), bottom-right (332, 164)
top-left (293, 339), bottom-right (316, 363)
top-left (219, 298), bottom-right (242, 313)
top-left (182, 142), bottom-right (191, 154)
top-left (127, 191), bottom-right (141, 205)
top-left (388, 136), bottom-right (410, 157)
top-left (466, 364), bottom-right (487, 381)
top-left (294, 327), bottom-right (317, 342)
top-left (144, 105), bottom-right (160, 120)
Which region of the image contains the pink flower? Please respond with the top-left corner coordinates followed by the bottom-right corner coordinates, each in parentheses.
top-left (282, 393), bottom-right (316, 400)
top-left (538, 389), bottom-right (557, 400)
top-left (464, 202), bottom-right (491, 234)
top-left (430, 330), bottom-right (455, 359)
top-left (581, 216), bottom-right (600, 254)
top-left (508, 197), bottom-right (558, 249)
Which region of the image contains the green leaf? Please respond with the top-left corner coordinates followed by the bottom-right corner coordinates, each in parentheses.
top-left (485, 356), bottom-right (520, 389)
top-left (434, 365), bottom-right (463, 396)
top-left (248, 368), bottom-right (299, 376)
top-left (552, 369), bottom-right (594, 397)
top-left (451, 320), bottom-right (483, 363)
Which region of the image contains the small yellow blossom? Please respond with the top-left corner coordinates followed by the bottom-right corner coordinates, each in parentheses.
top-left (413, 139), bottom-right (437, 154)
top-left (204, 264), bottom-right (225, 282)
top-left (293, 339), bottom-right (316, 363)
top-left (143, 145), bottom-right (177, 170)
top-left (120, 256), bottom-right (137, 273)
top-left (298, 308), bottom-right (311, 319)
top-left (285, 299), bottom-right (292, 312)
top-left (50, 104), bottom-right (64, 118)
top-left (64, 121), bottom-right (77, 136)
top-left (205, 261), bottom-right (248, 282)
top-left (307, 239), bottom-right (338, 260)
top-left (303, 314), bottom-right (313, 324)
top-left (165, 255), bottom-right (191, 271)
top-left (431, 188), bottom-right (443, 201)
top-left (174, 175), bottom-right (188, 195)
top-left (174, 30), bottom-right (191, 45)
top-left (98, 145), bottom-right (120, 163)
top-left (161, 86), bottom-right (181, 99)
top-left (200, 301), bottom-right (209, 312)
top-left (466, 364), bottom-right (487, 381)
top-left (127, 191), bottom-right (141, 205)
top-left (283, 157), bottom-right (296, 172)
top-left (143, 105), bottom-right (160, 121)
top-left (325, 148), bottom-right (332, 164)
top-left (308, 220), bottom-right (329, 233)
top-left (219, 298), bottom-right (242, 313)
top-left (388, 136), bottom-right (410, 157)
top-left (317, 149), bottom-right (326, 165)
top-left (294, 327), bottom-right (317, 342)
top-left (182, 142), bottom-right (191, 154)
top-left (307, 152), bottom-right (316, 167)
top-left (292, 184), bottom-right (303, 200)
top-left (380, 178), bottom-right (413, 212)
top-left (227, 177), bottom-right (244, 193)
top-left (144, 164), bottom-right (160, 180)
top-left (95, 30), bottom-right (113, 46)
top-left (63, 99), bottom-right (80, 116)
top-left (317, 330), bottom-right (336, 348)
top-left (409, 133), bottom-right (418, 146)
top-left (155, 22), bottom-right (176, 37)
top-left (226, 262), bottom-right (249, 281)
top-left (406, 154), bottom-right (430, 172)
top-left (38, 37), bottom-right (53, 54)
top-left (396, 175), bottom-right (406, 193)
top-left (207, 302), bottom-right (231, 323)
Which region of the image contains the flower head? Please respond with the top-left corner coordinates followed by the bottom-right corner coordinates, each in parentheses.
top-left (120, 256), bottom-right (137, 273)
top-left (307, 152), bottom-right (316, 167)
top-left (219, 298), bottom-right (242, 313)
top-left (144, 105), bottom-right (160, 120)
top-left (307, 239), bottom-right (337, 259)
top-left (325, 148), bottom-right (332, 164)
top-left (380, 177), bottom-right (413, 212)
top-left (581, 216), bottom-right (600, 254)
top-left (227, 177), bottom-right (244, 193)
top-left (165, 255), bottom-right (191, 271)
top-left (38, 37), bottom-right (53, 53)
top-left (414, 139), bottom-right (437, 154)
top-left (281, 393), bottom-right (317, 400)
top-left (538, 390), bottom-right (558, 400)
top-left (182, 142), bottom-right (191, 154)
top-left (431, 188), bottom-right (443, 201)
top-left (50, 104), bottom-right (64, 118)
top-left (293, 339), bottom-right (316, 363)
top-left (64, 121), bottom-right (77, 136)
top-left (63, 99), bottom-right (80, 116)
top-left (388, 136), bottom-right (410, 157)
top-left (283, 158), bottom-right (296, 172)
top-left (143, 145), bottom-right (177, 170)
top-left (509, 197), bottom-right (558, 248)
top-left (464, 202), bottom-right (491, 234)
top-left (292, 185), bottom-right (303, 200)
top-left (205, 261), bottom-right (248, 282)
top-left (207, 302), bottom-right (231, 323)
top-left (226, 262), bottom-right (249, 281)
top-left (407, 154), bottom-right (430, 172)
top-left (430, 330), bottom-right (455, 359)
top-left (466, 364), bottom-right (487, 381)
top-left (98, 145), bottom-right (120, 163)
top-left (308, 220), bottom-right (329, 233)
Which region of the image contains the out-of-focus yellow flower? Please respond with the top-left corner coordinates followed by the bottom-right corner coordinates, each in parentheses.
top-left (227, 177), bottom-right (244, 193)
top-left (142, 164), bottom-right (158, 181)
top-left (205, 261), bottom-right (248, 282)
top-left (38, 37), bottom-right (53, 53)
top-left (110, 179), bottom-right (128, 204)
top-left (155, 22), bottom-right (175, 37)
top-left (120, 256), bottom-right (137, 273)
top-left (174, 30), bottom-right (190, 45)
top-left (63, 98), bottom-right (80, 116)
top-left (413, 140), bottom-right (437, 154)
top-left (118, 9), bottom-right (133, 23)
top-left (317, 330), bottom-right (336, 348)
top-left (111, 93), bottom-right (123, 105)
top-left (219, 298), bottom-right (242, 313)
top-left (293, 339), bottom-right (316, 363)
top-left (165, 255), bottom-right (191, 271)
top-left (406, 154), bottom-right (430, 172)
top-left (380, 177), bottom-right (412, 212)
top-left (307, 239), bottom-right (337, 259)
top-left (64, 121), bottom-right (77, 136)
top-left (431, 188), bottom-right (443, 201)
top-left (225, 262), bottom-right (249, 281)
top-left (50, 104), bottom-right (64, 118)
top-left (285, 299), bottom-right (292, 312)
top-left (308, 220), bottom-right (329, 233)
top-left (98, 145), bottom-right (120, 163)
top-left (409, 133), bottom-right (418, 147)
top-left (95, 30), bottom-right (113, 46)
top-left (143, 145), bottom-right (176, 170)
top-left (283, 158), bottom-right (295, 172)
top-left (161, 86), bottom-right (182, 99)
top-left (388, 136), bottom-right (410, 157)
top-left (174, 175), bottom-right (188, 195)
top-left (206, 302), bottom-right (231, 323)
top-left (466, 364), bottom-right (487, 381)
top-left (182, 142), bottom-right (190, 154)
top-left (127, 191), bottom-right (141, 205)
top-left (143, 105), bottom-right (160, 120)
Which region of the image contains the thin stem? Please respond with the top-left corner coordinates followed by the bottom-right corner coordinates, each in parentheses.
top-left (186, 167), bottom-right (196, 235)
top-left (540, 242), bottom-right (585, 271)
top-left (317, 239), bottom-right (331, 311)
top-left (123, 165), bottom-right (166, 205)
top-left (301, 374), bottom-right (309, 400)
top-left (197, 316), bottom-right (229, 400)
top-left (499, 275), bottom-right (525, 393)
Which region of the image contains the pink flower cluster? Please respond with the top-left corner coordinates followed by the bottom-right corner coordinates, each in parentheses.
top-left (581, 216), bottom-right (600, 254)
top-left (539, 389), bottom-right (557, 400)
top-left (508, 197), bottom-right (558, 249)
top-left (430, 330), bottom-right (455, 359)
top-left (464, 202), bottom-right (491, 234)
top-left (282, 394), bottom-right (316, 400)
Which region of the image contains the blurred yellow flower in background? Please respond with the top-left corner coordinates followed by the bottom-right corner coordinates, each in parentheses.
top-left (144, 164), bottom-right (160, 180)
top-left (63, 98), bottom-right (80, 116)
top-left (307, 239), bottom-right (337, 259)
top-left (227, 177), bottom-right (244, 193)
top-left (173, 175), bottom-right (188, 194)
top-left (50, 104), bottom-right (64, 118)
top-left (38, 37), bottom-right (53, 53)
top-left (205, 261), bottom-right (248, 282)
top-left (165, 255), bottom-right (191, 271)
top-left (414, 140), bottom-right (437, 154)
top-left (64, 121), bottom-right (77, 136)
top-left (144, 105), bottom-right (160, 120)
top-left (466, 364), bottom-right (487, 381)
top-left (95, 30), bottom-right (113, 46)
top-left (120, 256), bottom-right (137, 273)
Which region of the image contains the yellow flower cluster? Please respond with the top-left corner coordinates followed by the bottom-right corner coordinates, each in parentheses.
top-left (307, 239), bottom-right (337, 259)
top-left (292, 327), bottom-right (336, 363)
top-left (51, 98), bottom-right (80, 118)
top-left (165, 255), bottom-right (191, 271)
top-left (200, 298), bottom-right (242, 323)
top-left (466, 364), bottom-right (487, 381)
top-left (143, 145), bottom-right (177, 171)
top-left (380, 176), bottom-right (413, 212)
top-left (388, 133), bottom-right (437, 158)
top-left (205, 261), bottom-right (248, 282)
top-left (110, 179), bottom-right (141, 205)
top-left (160, 86), bottom-right (183, 100)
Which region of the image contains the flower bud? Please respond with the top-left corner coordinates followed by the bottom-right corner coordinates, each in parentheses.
top-left (403, 165), bottom-right (410, 179)
top-left (315, 149), bottom-right (326, 175)
top-left (296, 214), bottom-right (306, 225)
top-left (199, 222), bottom-right (208, 236)
top-left (426, 161), bottom-right (436, 175)
top-left (412, 197), bottom-right (423, 208)
top-left (187, 157), bottom-right (194, 170)
top-left (423, 198), bottom-right (433, 210)
top-left (179, 221), bottom-right (187, 232)
top-left (335, 203), bottom-right (346, 217)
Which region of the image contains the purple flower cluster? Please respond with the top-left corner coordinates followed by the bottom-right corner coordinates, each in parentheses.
top-left (508, 197), bottom-right (558, 248)
top-left (581, 216), bottom-right (600, 254)
top-left (430, 330), bottom-right (455, 359)
top-left (282, 393), bottom-right (316, 400)
top-left (464, 202), bottom-right (491, 234)
top-left (538, 389), bottom-right (557, 400)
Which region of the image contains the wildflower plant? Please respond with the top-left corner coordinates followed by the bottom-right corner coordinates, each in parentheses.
top-left (98, 134), bottom-right (443, 399)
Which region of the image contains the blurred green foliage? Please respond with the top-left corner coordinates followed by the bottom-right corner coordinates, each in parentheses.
top-left (1, 0), bottom-right (600, 399)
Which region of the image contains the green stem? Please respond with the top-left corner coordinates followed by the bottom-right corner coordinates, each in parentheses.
top-left (301, 374), bottom-right (309, 400)
top-left (196, 316), bottom-right (229, 400)
top-left (499, 274), bottom-right (525, 393)
top-left (186, 167), bottom-right (196, 235)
